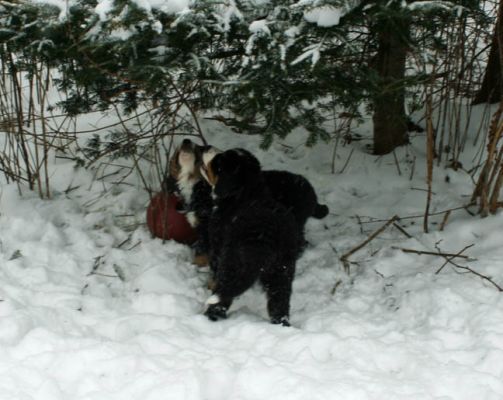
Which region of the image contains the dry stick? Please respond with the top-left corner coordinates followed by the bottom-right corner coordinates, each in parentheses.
top-left (439, 210), bottom-right (451, 231)
top-left (339, 148), bottom-right (355, 174)
top-left (359, 205), bottom-right (470, 224)
top-left (29, 73), bottom-right (44, 199)
top-left (355, 214), bottom-right (364, 235)
top-left (392, 223), bottom-right (412, 239)
top-left (340, 215), bottom-right (399, 274)
top-left (393, 247), bottom-right (475, 260)
top-left (167, 76), bottom-right (207, 145)
top-left (472, 105), bottom-right (503, 215)
top-left (486, 123), bottom-right (503, 198)
top-left (424, 95), bottom-right (435, 233)
top-left (452, 264), bottom-right (503, 292)
top-left (41, 65), bottom-right (51, 199)
top-left (434, 244), bottom-right (503, 292)
top-left (409, 155), bottom-right (416, 181)
top-left (435, 244), bottom-right (475, 274)
top-left (488, 144), bottom-right (503, 190)
top-left (489, 164), bottom-right (503, 214)
top-left (392, 149), bottom-right (402, 176)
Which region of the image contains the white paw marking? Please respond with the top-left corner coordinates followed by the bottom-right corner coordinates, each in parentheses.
top-left (206, 294), bottom-right (220, 305)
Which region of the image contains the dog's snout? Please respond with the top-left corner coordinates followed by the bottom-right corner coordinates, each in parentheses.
top-left (180, 138), bottom-right (194, 151)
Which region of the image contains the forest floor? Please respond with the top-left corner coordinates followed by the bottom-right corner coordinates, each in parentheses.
top-left (1, 111), bottom-right (503, 399)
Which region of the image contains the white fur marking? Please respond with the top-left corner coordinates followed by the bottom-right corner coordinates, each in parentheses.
top-left (178, 173), bottom-right (196, 203)
top-left (202, 147), bottom-right (220, 167)
top-left (187, 211), bottom-right (198, 227)
top-left (206, 294), bottom-right (220, 305)
top-left (177, 150), bottom-right (197, 202)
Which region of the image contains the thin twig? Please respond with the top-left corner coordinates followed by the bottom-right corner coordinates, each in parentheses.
top-left (392, 149), bottom-right (402, 176)
top-left (450, 264), bottom-right (503, 292)
top-left (392, 223), bottom-right (413, 239)
top-left (358, 205), bottom-right (472, 224)
top-left (439, 210), bottom-right (451, 231)
top-left (340, 215), bottom-right (399, 274)
top-left (435, 244), bottom-right (475, 274)
top-left (424, 94), bottom-right (435, 233)
top-left (339, 148), bottom-right (355, 174)
top-left (393, 246), bottom-right (475, 260)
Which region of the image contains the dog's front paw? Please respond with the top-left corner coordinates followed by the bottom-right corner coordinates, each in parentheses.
top-left (270, 316), bottom-right (290, 327)
top-left (204, 294), bottom-right (228, 321)
top-left (205, 304), bottom-right (228, 321)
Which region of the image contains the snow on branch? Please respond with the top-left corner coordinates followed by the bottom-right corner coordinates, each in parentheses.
top-left (291, 43), bottom-right (322, 67)
top-left (407, 1), bottom-right (455, 12)
top-left (293, 0), bottom-right (359, 28)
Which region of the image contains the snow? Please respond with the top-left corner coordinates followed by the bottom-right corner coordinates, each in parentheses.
top-left (291, 43), bottom-right (322, 67)
top-left (94, 0), bottom-right (114, 21)
top-left (303, 6), bottom-right (344, 27)
top-left (1, 105), bottom-right (503, 399)
top-left (94, 0), bottom-right (190, 20)
top-left (249, 20), bottom-right (270, 35)
top-left (407, 1), bottom-right (455, 12)
top-left (32, 0), bottom-right (76, 20)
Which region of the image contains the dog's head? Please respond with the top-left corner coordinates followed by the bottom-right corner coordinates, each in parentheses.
top-left (168, 139), bottom-right (201, 182)
top-left (201, 148), bottom-right (261, 199)
top-left (163, 138), bottom-right (220, 197)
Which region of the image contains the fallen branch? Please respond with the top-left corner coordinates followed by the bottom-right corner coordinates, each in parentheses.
top-left (340, 215), bottom-right (399, 274)
top-left (392, 223), bottom-right (412, 239)
top-left (358, 205), bottom-right (472, 224)
top-left (433, 244), bottom-right (502, 292)
top-left (450, 264), bottom-right (503, 292)
top-left (401, 243), bottom-right (501, 292)
top-left (435, 244), bottom-right (475, 274)
top-left (393, 246), bottom-right (476, 261)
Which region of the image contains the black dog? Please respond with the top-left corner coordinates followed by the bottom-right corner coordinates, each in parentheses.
top-left (202, 149), bottom-right (301, 326)
top-left (202, 147), bottom-right (329, 244)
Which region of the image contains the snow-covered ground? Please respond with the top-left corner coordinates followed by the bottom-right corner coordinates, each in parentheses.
top-left (1, 113), bottom-right (503, 400)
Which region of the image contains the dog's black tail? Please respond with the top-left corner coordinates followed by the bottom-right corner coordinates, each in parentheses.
top-left (312, 203), bottom-right (329, 219)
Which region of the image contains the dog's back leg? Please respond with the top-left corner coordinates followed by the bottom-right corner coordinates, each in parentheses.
top-left (261, 263), bottom-right (295, 326)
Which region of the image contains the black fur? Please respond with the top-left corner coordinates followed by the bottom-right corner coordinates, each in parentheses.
top-left (263, 169), bottom-right (329, 229)
top-left (185, 179), bottom-right (213, 257)
top-left (222, 149), bottom-right (329, 248)
top-left (205, 149), bottom-right (301, 326)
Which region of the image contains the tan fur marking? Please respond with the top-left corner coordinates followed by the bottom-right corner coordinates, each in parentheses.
top-left (206, 160), bottom-right (218, 187)
top-left (168, 149), bottom-right (181, 180)
top-left (192, 254), bottom-right (209, 267)
top-left (207, 276), bottom-right (217, 291)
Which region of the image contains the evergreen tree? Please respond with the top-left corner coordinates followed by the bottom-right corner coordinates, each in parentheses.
top-left (1, 0), bottom-right (488, 155)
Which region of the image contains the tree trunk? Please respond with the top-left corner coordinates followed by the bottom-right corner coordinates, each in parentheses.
top-left (372, 19), bottom-right (409, 155)
top-left (473, 23), bottom-right (502, 105)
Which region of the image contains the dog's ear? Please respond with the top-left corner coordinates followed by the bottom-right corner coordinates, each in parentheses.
top-left (231, 149), bottom-right (261, 179)
top-left (168, 148), bottom-right (181, 179)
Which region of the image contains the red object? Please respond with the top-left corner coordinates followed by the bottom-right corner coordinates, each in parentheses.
top-left (146, 193), bottom-right (197, 244)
